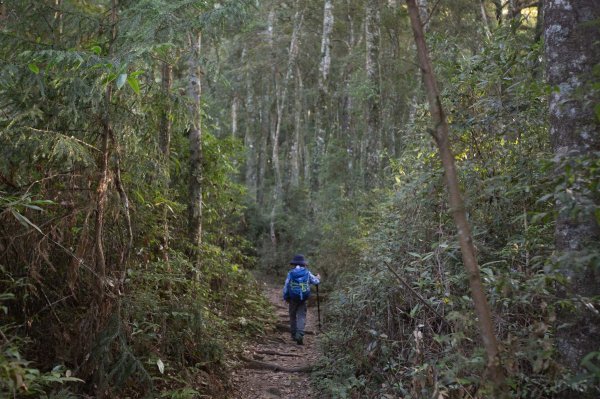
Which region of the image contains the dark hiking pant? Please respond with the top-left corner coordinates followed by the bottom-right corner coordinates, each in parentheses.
top-left (288, 298), bottom-right (307, 339)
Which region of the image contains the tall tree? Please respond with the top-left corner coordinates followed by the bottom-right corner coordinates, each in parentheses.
top-left (187, 30), bottom-right (203, 253)
top-left (365, 0), bottom-right (381, 188)
top-left (543, 0), bottom-right (600, 392)
top-left (311, 0), bottom-right (334, 191)
top-left (290, 66), bottom-right (303, 188)
top-left (243, 47), bottom-right (258, 200)
top-left (269, 1), bottom-right (303, 247)
top-left (94, 0), bottom-right (118, 299)
top-left (159, 61), bottom-right (173, 261)
top-left (479, 0), bottom-right (492, 38)
top-left (341, 0), bottom-right (359, 181)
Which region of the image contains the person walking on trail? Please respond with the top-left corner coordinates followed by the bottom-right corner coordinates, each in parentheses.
top-left (282, 254), bottom-right (320, 345)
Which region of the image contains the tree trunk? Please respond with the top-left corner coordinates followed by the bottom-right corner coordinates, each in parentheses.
top-left (53, 0), bottom-right (63, 39)
top-left (417, 0), bottom-right (429, 30)
top-left (365, 0), bottom-right (381, 188)
top-left (543, 1), bottom-right (600, 394)
top-left (534, 0), bottom-right (544, 43)
top-left (479, 0), bottom-right (492, 38)
top-left (94, 0), bottom-right (118, 297)
top-left (311, 0), bottom-right (334, 191)
top-left (187, 30), bottom-right (203, 254)
top-left (341, 74), bottom-right (354, 175)
top-left (406, 0), bottom-right (506, 390)
top-left (159, 61), bottom-right (172, 262)
top-left (257, 101), bottom-right (267, 207)
top-left (91, 3), bottom-right (118, 394)
top-left (231, 93), bottom-right (239, 138)
top-left (266, 7), bottom-right (278, 247)
top-left (275, 1), bottom-right (303, 192)
top-left (290, 66), bottom-right (303, 188)
top-left (492, 0), bottom-right (503, 25)
top-left (243, 47), bottom-right (258, 201)
top-left (341, 0), bottom-right (356, 182)
top-left (95, 98), bottom-right (111, 295)
top-left (318, 0), bottom-right (333, 98)
top-left (109, 131), bottom-right (133, 269)
top-left (407, 0), bottom-right (430, 133)
top-left (269, 2), bottom-right (303, 246)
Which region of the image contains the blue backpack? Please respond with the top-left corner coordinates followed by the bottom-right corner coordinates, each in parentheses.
top-left (286, 268), bottom-right (311, 300)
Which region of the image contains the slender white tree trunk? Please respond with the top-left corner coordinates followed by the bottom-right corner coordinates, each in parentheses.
top-left (290, 66), bottom-right (303, 187)
top-left (243, 47), bottom-right (258, 201)
top-left (479, 0), bottom-right (492, 38)
top-left (408, 0), bottom-right (429, 128)
top-left (231, 93), bottom-right (239, 138)
top-left (319, 0), bottom-right (334, 90)
top-left (257, 104), bottom-right (267, 207)
top-left (273, 2), bottom-right (303, 196)
top-left (187, 30), bottom-right (203, 253)
top-left (311, 0), bottom-right (334, 191)
top-left (269, 1), bottom-right (304, 246)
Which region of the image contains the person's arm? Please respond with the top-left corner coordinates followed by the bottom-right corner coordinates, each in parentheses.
top-left (282, 273), bottom-right (291, 300)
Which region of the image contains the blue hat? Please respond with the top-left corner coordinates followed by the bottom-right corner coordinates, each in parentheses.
top-left (290, 254), bottom-right (307, 266)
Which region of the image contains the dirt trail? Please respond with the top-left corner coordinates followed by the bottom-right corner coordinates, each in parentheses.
top-left (231, 283), bottom-right (320, 398)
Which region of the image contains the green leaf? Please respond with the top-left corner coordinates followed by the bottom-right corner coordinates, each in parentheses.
top-left (10, 209), bottom-right (42, 233)
top-left (116, 73), bottom-right (127, 89)
top-left (90, 45), bottom-right (102, 55)
top-left (156, 358), bottom-right (165, 374)
top-left (410, 304), bottom-right (421, 318)
top-left (30, 199), bottom-right (55, 206)
top-left (28, 63), bottom-right (40, 74)
top-left (530, 212), bottom-right (548, 224)
top-left (23, 204), bottom-right (43, 211)
top-left (127, 75), bottom-right (141, 94)
top-left (536, 193), bottom-right (554, 203)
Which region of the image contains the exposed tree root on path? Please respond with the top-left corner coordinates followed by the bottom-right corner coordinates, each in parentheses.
top-left (253, 349), bottom-right (301, 357)
top-left (239, 355), bottom-right (313, 372)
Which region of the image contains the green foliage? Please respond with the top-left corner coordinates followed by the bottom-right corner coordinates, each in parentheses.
top-left (0, 294), bottom-right (82, 397)
top-left (312, 18), bottom-right (599, 399)
top-left (0, 0), bottom-right (266, 397)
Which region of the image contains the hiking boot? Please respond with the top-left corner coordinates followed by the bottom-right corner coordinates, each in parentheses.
top-left (295, 333), bottom-right (303, 345)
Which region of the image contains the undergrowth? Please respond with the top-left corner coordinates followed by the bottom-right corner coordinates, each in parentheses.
top-left (310, 27), bottom-right (600, 399)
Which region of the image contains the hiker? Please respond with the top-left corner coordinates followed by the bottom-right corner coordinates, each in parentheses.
top-left (282, 254), bottom-right (320, 345)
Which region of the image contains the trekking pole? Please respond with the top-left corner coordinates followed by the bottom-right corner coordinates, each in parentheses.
top-left (316, 284), bottom-right (322, 331)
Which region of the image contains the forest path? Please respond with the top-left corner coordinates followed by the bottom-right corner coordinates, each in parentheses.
top-left (231, 283), bottom-right (320, 398)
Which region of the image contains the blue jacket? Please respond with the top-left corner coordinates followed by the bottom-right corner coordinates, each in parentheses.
top-left (283, 266), bottom-right (320, 301)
